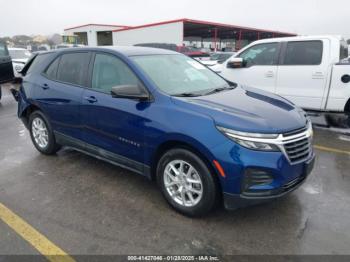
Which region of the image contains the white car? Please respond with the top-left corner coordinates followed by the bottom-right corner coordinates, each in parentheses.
top-left (201, 52), bottom-right (235, 66)
top-left (55, 44), bottom-right (86, 49)
top-left (220, 35), bottom-right (350, 113)
top-left (8, 48), bottom-right (32, 77)
top-left (201, 52), bottom-right (236, 73)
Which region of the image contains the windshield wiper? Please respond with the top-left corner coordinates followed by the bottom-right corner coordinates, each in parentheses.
top-left (203, 86), bottom-right (235, 96)
top-left (172, 92), bottom-right (202, 97)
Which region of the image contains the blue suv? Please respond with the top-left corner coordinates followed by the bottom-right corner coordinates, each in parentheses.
top-left (16, 47), bottom-right (315, 216)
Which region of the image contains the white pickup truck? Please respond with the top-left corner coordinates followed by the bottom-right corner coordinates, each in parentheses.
top-left (220, 35), bottom-right (350, 113)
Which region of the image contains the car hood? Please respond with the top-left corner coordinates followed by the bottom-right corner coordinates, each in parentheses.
top-left (12, 58), bottom-right (28, 64)
top-left (171, 85), bottom-right (307, 134)
top-left (201, 60), bottom-right (217, 66)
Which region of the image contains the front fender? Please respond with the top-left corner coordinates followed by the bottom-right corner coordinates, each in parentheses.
top-left (156, 132), bottom-right (217, 163)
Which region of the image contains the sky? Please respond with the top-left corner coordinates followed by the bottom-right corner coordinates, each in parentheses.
top-left (0, 0), bottom-right (349, 39)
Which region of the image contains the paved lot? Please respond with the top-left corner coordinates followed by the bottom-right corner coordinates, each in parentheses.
top-left (0, 85), bottom-right (350, 258)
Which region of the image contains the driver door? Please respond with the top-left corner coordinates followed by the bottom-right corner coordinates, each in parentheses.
top-left (0, 41), bottom-right (14, 84)
top-left (221, 42), bottom-right (280, 93)
top-left (81, 52), bottom-right (149, 168)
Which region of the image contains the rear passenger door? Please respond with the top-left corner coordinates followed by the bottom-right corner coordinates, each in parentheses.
top-left (275, 40), bottom-right (329, 110)
top-left (38, 51), bottom-right (91, 139)
top-left (81, 52), bottom-right (148, 169)
top-left (0, 41), bottom-right (14, 84)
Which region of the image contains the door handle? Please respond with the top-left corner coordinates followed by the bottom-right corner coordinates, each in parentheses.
top-left (41, 83), bottom-right (50, 90)
top-left (312, 72), bottom-right (324, 79)
top-left (84, 96), bottom-right (98, 103)
top-left (265, 71), bottom-right (274, 78)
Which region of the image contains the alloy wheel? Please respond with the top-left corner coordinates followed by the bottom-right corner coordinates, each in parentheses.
top-left (163, 160), bottom-right (203, 207)
top-left (32, 117), bottom-right (49, 149)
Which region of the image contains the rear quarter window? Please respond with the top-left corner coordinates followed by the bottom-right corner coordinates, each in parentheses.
top-left (25, 53), bottom-right (53, 75)
top-left (44, 57), bottom-right (60, 80)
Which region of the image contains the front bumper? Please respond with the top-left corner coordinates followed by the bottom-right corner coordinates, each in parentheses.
top-left (223, 153), bottom-right (315, 210)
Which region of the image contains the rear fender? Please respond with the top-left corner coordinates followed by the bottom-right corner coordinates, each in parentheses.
top-left (10, 88), bottom-right (19, 101)
top-left (325, 64), bottom-right (350, 111)
top-left (17, 86), bottom-right (31, 121)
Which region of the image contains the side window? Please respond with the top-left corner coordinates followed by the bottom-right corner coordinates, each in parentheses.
top-left (44, 57), bottom-right (60, 80)
top-left (0, 42), bottom-right (9, 57)
top-left (56, 52), bottom-right (90, 86)
top-left (92, 53), bottom-right (139, 94)
top-left (239, 43), bottom-right (279, 67)
top-left (340, 40), bottom-right (348, 61)
top-left (283, 41), bottom-right (323, 65)
top-left (26, 53), bottom-right (51, 75)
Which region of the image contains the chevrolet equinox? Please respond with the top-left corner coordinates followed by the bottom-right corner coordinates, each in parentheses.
top-left (15, 47), bottom-right (315, 216)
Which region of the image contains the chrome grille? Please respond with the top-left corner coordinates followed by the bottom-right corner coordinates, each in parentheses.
top-left (282, 128), bottom-right (312, 164)
top-left (283, 126), bottom-right (307, 137)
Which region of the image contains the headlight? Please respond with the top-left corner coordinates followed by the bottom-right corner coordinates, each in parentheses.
top-left (306, 118), bottom-right (313, 138)
top-left (232, 139), bottom-right (279, 151)
top-left (217, 126), bottom-right (280, 151)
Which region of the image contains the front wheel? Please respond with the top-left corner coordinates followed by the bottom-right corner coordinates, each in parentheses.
top-left (157, 148), bottom-right (218, 217)
top-left (29, 111), bottom-right (61, 155)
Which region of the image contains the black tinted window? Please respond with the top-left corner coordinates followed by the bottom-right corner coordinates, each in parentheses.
top-left (26, 54), bottom-right (51, 75)
top-left (239, 43), bottom-right (279, 67)
top-left (283, 41), bottom-right (322, 65)
top-left (92, 53), bottom-right (139, 93)
top-left (45, 57), bottom-right (60, 80)
top-left (340, 40), bottom-right (348, 61)
top-left (57, 53), bottom-right (90, 86)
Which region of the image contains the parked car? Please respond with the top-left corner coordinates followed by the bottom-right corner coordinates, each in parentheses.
top-left (0, 41), bottom-right (15, 100)
top-left (201, 52), bottom-right (236, 74)
top-left (201, 52), bottom-right (236, 67)
top-left (37, 45), bottom-right (50, 51)
top-left (8, 48), bottom-right (32, 77)
top-left (220, 35), bottom-right (350, 113)
top-left (55, 44), bottom-right (86, 49)
top-left (14, 47), bottom-right (314, 216)
top-left (135, 43), bottom-right (210, 60)
top-left (177, 46), bottom-right (210, 60)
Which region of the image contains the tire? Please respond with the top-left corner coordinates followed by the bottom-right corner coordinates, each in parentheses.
top-left (29, 111), bottom-right (61, 155)
top-left (0, 85), bottom-right (2, 100)
top-left (157, 148), bottom-right (218, 217)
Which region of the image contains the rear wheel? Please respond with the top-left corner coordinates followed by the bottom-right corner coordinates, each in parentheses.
top-left (29, 111), bottom-right (61, 155)
top-left (157, 148), bottom-right (218, 217)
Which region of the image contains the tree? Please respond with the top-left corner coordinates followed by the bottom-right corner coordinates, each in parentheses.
top-left (0, 37), bottom-right (12, 43)
top-left (347, 39), bottom-right (350, 45)
top-left (12, 35), bottom-right (33, 44)
top-left (47, 34), bottom-right (62, 47)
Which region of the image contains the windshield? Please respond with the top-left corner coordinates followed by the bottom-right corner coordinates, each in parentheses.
top-left (210, 53), bottom-right (234, 61)
top-left (132, 54), bottom-right (230, 96)
top-left (9, 49), bottom-right (31, 59)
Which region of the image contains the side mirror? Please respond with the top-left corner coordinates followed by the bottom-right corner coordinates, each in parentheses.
top-left (111, 84), bottom-right (150, 101)
top-left (227, 57), bottom-right (244, 69)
